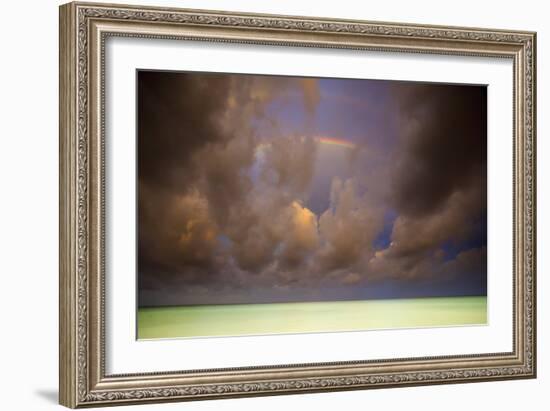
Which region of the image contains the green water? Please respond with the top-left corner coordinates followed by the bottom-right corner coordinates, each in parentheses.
top-left (137, 296), bottom-right (487, 339)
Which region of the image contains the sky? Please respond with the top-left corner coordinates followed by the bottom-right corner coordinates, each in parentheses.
top-left (137, 70), bottom-right (487, 307)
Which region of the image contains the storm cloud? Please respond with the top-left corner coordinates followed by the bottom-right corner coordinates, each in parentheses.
top-left (368, 84), bottom-right (487, 282)
top-left (390, 84), bottom-right (486, 217)
top-left (137, 72), bottom-right (487, 306)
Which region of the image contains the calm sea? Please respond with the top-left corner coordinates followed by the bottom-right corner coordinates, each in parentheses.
top-left (137, 296), bottom-right (487, 339)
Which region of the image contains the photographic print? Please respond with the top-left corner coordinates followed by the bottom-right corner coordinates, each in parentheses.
top-left (137, 70), bottom-right (487, 339)
top-left (60, 5), bottom-right (536, 405)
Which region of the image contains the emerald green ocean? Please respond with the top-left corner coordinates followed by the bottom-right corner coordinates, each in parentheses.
top-left (137, 296), bottom-right (487, 339)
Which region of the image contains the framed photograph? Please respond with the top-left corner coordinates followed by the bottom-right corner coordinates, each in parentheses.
top-left (59, 2), bottom-right (537, 408)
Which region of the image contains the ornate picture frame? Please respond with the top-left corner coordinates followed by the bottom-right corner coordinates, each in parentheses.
top-left (59, 1), bottom-right (536, 408)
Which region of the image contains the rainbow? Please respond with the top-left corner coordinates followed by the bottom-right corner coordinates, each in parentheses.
top-left (255, 136), bottom-right (356, 154)
top-left (316, 136), bottom-right (356, 149)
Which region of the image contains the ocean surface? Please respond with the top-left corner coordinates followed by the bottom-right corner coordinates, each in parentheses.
top-left (137, 296), bottom-right (487, 339)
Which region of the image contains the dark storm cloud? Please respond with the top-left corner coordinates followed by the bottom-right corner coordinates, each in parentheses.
top-left (138, 71), bottom-right (234, 190)
top-left (367, 83), bottom-right (487, 282)
top-left (391, 84), bottom-right (487, 218)
top-left (138, 71), bottom-right (324, 300)
top-left (138, 71), bottom-right (255, 293)
top-left (138, 71), bottom-right (238, 289)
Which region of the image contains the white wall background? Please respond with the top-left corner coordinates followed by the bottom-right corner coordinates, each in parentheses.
top-left (0, 0), bottom-right (546, 409)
